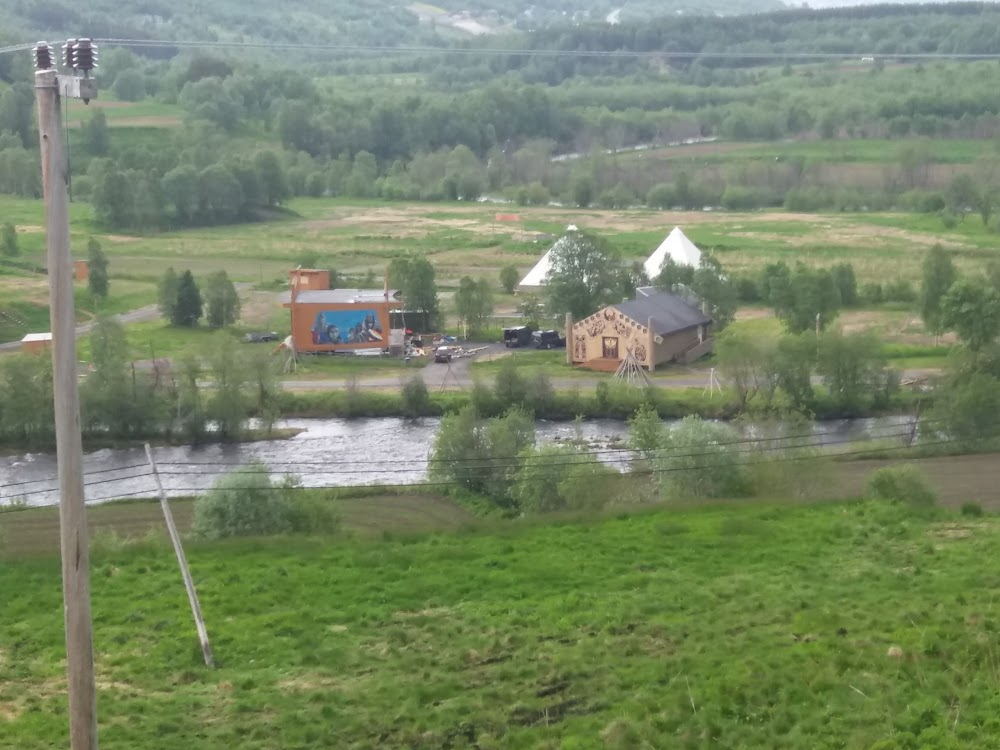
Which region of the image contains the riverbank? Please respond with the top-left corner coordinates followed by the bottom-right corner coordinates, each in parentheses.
top-left (0, 415), bottom-right (919, 508)
top-left (3, 449), bottom-right (999, 559)
top-left (0, 427), bottom-right (305, 457)
top-left (275, 384), bottom-right (926, 422)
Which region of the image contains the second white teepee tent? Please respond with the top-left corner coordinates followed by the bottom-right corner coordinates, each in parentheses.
top-left (518, 225), bottom-right (579, 291)
top-left (643, 227), bottom-right (702, 281)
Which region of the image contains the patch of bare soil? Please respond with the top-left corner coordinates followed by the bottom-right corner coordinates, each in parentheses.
top-left (102, 234), bottom-right (143, 243)
top-left (734, 307), bottom-right (774, 321)
top-left (110, 116), bottom-right (182, 128)
top-left (639, 141), bottom-right (755, 159)
top-left (300, 206), bottom-right (502, 238)
top-left (817, 224), bottom-right (971, 251)
top-left (0, 277), bottom-right (48, 304)
top-left (836, 454), bottom-right (1000, 509)
top-left (239, 290), bottom-right (282, 327)
top-left (835, 310), bottom-right (957, 345)
top-left (0, 701), bottom-right (20, 721)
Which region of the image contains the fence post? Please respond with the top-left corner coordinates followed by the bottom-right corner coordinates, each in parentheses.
top-left (144, 444), bottom-right (214, 667)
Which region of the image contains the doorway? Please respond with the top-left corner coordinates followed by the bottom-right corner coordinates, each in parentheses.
top-left (602, 337), bottom-right (619, 359)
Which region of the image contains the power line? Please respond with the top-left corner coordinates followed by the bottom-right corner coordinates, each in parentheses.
top-left (89, 38), bottom-right (1000, 61)
top-left (0, 417), bottom-right (953, 497)
top-left (0, 426), bottom-right (965, 505)
top-left (4, 432), bottom-right (980, 512)
top-left (2, 37), bottom-right (1000, 61)
top-left (0, 462), bottom-right (152, 490)
top-left (0, 424), bottom-right (914, 495)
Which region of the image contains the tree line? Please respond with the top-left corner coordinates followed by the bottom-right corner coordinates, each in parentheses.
top-left (8, 40), bottom-right (1000, 227)
top-left (0, 318), bottom-right (280, 449)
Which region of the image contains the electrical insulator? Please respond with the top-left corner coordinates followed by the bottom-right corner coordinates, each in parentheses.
top-left (32, 42), bottom-right (54, 71)
top-left (73, 39), bottom-right (97, 74)
top-left (62, 38), bottom-right (77, 69)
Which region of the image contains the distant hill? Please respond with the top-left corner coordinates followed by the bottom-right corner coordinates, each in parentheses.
top-left (0, 0), bottom-right (785, 50)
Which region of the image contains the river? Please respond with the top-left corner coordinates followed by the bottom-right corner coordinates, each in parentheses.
top-left (0, 416), bottom-right (915, 508)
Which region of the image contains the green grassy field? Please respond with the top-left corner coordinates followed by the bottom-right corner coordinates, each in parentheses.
top-left (629, 137), bottom-right (990, 166)
top-left (0, 193), bottom-right (992, 352)
top-left (2, 496), bottom-right (998, 748)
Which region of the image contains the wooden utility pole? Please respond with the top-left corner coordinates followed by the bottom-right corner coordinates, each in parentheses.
top-left (34, 41), bottom-right (99, 750)
top-left (144, 445), bottom-right (214, 667)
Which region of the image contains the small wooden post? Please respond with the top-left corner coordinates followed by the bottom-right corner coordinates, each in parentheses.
top-left (565, 312), bottom-right (572, 365)
top-left (144, 444), bottom-right (214, 668)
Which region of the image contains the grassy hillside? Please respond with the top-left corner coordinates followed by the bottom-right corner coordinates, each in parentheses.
top-left (1, 499), bottom-right (996, 748)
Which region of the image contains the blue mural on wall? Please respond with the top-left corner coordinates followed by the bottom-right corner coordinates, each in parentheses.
top-left (311, 309), bottom-right (383, 345)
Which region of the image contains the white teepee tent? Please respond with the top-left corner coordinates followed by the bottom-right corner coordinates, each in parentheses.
top-left (643, 227), bottom-right (702, 281)
top-left (518, 225), bottom-right (579, 291)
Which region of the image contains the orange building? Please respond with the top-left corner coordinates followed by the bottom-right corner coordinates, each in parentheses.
top-left (281, 288), bottom-right (402, 354)
top-left (21, 332), bottom-right (52, 354)
top-left (288, 268), bottom-right (330, 291)
top-left (73, 260), bottom-right (89, 282)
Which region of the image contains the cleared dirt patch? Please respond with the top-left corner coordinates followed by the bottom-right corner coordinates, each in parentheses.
top-left (239, 290), bottom-right (283, 327)
top-left (300, 207), bottom-right (505, 239)
top-left (0, 493), bottom-right (474, 558)
top-left (834, 454), bottom-right (1000, 509)
top-left (109, 116), bottom-right (182, 128)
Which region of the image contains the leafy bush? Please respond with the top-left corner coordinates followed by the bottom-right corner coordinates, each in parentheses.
top-left (628, 403), bottom-right (666, 460)
top-left (400, 375), bottom-right (430, 419)
top-left (735, 275), bottom-right (761, 303)
top-left (861, 282), bottom-right (883, 305)
top-left (193, 463), bottom-right (337, 539)
top-left (526, 372), bottom-right (554, 415)
top-left (883, 278), bottom-right (916, 303)
top-left (656, 417), bottom-right (752, 500)
top-left (933, 373), bottom-right (1000, 443)
top-left (512, 443), bottom-right (618, 514)
top-left (866, 465), bottom-right (937, 509)
top-left (287, 492), bottom-right (341, 535)
top-left (430, 405), bottom-right (535, 507)
top-left (960, 502), bottom-right (984, 518)
top-left (493, 358), bottom-right (528, 407)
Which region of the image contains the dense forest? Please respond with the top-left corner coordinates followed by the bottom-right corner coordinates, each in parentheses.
top-left (0, 0), bottom-right (781, 52)
top-left (2, 4), bottom-right (1000, 228)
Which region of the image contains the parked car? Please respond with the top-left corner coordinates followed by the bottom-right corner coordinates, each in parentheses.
top-left (244, 331), bottom-right (279, 343)
top-left (503, 325), bottom-right (534, 348)
top-left (434, 346), bottom-right (453, 363)
top-left (532, 330), bottom-right (566, 349)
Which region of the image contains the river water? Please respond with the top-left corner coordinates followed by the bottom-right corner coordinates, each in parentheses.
top-left (0, 416), bottom-right (915, 508)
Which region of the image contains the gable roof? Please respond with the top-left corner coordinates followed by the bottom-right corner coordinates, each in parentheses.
top-left (613, 290), bottom-right (711, 336)
top-left (518, 225), bottom-right (579, 288)
top-left (643, 227), bottom-right (702, 280)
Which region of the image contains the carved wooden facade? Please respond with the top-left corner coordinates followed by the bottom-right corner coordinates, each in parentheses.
top-left (568, 296), bottom-right (712, 371)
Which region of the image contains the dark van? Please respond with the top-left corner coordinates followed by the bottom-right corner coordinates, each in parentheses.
top-left (503, 325), bottom-right (534, 348)
top-left (532, 330), bottom-right (565, 349)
